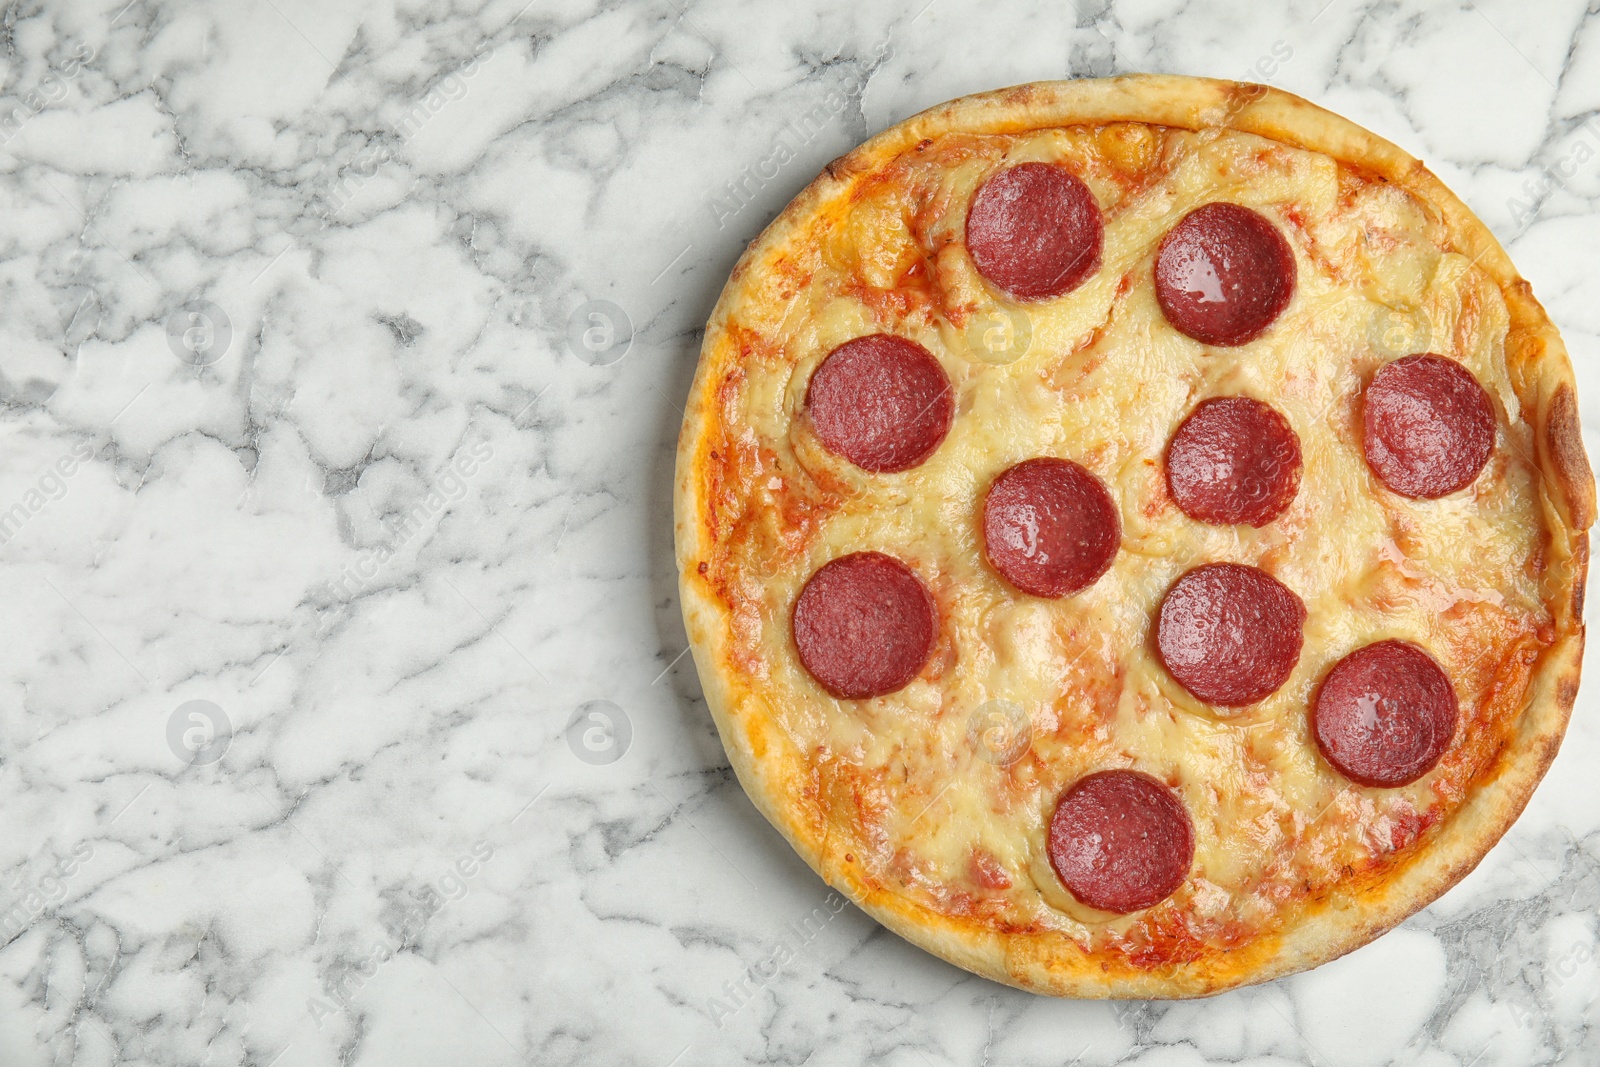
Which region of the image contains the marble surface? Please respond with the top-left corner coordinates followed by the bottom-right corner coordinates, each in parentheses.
top-left (0, 0), bottom-right (1597, 1063)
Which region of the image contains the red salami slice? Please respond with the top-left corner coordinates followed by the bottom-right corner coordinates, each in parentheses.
top-left (1048, 770), bottom-right (1194, 914)
top-left (966, 163), bottom-right (1104, 301)
top-left (1156, 563), bottom-right (1305, 706)
top-left (982, 458), bottom-right (1121, 598)
top-left (1155, 203), bottom-right (1296, 346)
top-left (806, 334), bottom-right (953, 473)
top-left (792, 552), bottom-right (937, 700)
top-left (1313, 640), bottom-right (1458, 787)
top-left (1166, 396), bottom-right (1302, 527)
top-left (1362, 354), bottom-right (1495, 499)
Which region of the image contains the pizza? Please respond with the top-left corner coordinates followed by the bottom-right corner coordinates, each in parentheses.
top-left (672, 75), bottom-right (1594, 998)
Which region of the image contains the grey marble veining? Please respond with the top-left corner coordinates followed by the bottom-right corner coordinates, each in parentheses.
top-left (0, 0), bottom-right (1595, 1064)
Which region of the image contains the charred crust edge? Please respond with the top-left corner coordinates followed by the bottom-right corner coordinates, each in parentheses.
top-left (1573, 532), bottom-right (1590, 621)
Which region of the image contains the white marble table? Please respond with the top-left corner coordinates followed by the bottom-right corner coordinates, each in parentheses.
top-left (0, 0), bottom-right (1596, 1063)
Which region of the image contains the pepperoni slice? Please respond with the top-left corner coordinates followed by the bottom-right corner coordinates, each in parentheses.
top-left (806, 334), bottom-right (953, 473)
top-left (982, 458), bottom-right (1121, 598)
top-left (1156, 563), bottom-right (1305, 706)
top-left (1166, 396), bottom-right (1302, 527)
top-left (1313, 640), bottom-right (1458, 787)
top-left (1048, 770), bottom-right (1194, 914)
top-left (966, 163), bottom-right (1104, 301)
top-left (1155, 203), bottom-right (1296, 346)
top-left (792, 552), bottom-right (937, 700)
top-left (1362, 354), bottom-right (1495, 499)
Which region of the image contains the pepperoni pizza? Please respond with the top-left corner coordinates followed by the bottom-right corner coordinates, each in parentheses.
top-left (673, 76), bottom-right (1594, 997)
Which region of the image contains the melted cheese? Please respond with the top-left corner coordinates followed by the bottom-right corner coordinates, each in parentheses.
top-left (702, 124), bottom-right (1552, 958)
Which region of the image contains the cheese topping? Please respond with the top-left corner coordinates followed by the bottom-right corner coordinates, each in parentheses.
top-left (697, 123), bottom-right (1552, 963)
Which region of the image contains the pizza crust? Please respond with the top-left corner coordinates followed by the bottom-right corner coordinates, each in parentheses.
top-left (673, 75), bottom-right (1592, 998)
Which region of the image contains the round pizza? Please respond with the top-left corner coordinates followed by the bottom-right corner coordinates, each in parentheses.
top-left (672, 75), bottom-right (1594, 998)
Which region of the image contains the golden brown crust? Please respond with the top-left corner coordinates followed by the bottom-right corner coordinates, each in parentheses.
top-left (674, 75), bottom-right (1593, 998)
top-left (1548, 384), bottom-right (1596, 531)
